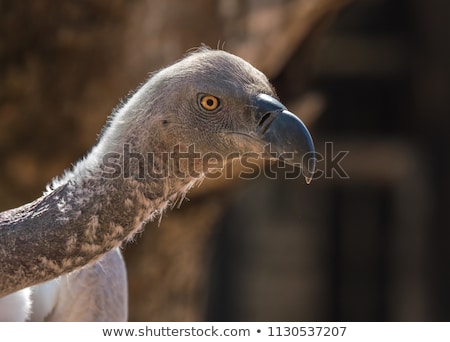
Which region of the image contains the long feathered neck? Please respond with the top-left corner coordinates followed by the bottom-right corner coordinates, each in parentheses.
top-left (0, 81), bottom-right (202, 297)
top-left (0, 147), bottom-right (199, 298)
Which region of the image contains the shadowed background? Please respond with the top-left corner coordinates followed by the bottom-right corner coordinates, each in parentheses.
top-left (1, 0), bottom-right (449, 321)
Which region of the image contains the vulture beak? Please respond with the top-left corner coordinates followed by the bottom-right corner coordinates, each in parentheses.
top-left (253, 93), bottom-right (316, 183)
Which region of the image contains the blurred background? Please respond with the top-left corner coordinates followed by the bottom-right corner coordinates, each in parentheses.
top-left (1, 0), bottom-right (449, 321)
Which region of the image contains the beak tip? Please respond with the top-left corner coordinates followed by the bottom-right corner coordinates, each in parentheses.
top-left (302, 150), bottom-right (317, 184)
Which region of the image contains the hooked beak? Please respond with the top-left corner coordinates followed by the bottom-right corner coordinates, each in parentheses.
top-left (252, 94), bottom-right (316, 183)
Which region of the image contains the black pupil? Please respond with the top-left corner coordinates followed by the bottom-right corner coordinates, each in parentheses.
top-left (206, 98), bottom-right (214, 107)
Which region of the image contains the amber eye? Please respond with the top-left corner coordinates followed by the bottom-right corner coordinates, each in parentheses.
top-left (199, 95), bottom-right (220, 111)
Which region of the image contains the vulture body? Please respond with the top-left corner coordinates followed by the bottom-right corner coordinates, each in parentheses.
top-left (0, 49), bottom-right (315, 321)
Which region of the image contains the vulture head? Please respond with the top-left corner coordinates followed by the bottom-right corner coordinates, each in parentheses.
top-left (98, 49), bottom-right (315, 181)
top-left (0, 49), bottom-right (315, 321)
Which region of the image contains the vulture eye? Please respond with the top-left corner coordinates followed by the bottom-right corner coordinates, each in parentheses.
top-left (199, 94), bottom-right (221, 111)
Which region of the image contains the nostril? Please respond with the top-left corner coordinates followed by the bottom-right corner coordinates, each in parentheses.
top-left (257, 112), bottom-right (276, 135)
top-left (258, 112), bottom-right (271, 127)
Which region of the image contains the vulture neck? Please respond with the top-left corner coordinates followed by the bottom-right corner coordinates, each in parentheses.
top-left (0, 129), bottom-right (201, 297)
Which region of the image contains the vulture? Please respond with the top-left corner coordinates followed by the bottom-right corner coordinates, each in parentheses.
top-left (0, 49), bottom-right (315, 321)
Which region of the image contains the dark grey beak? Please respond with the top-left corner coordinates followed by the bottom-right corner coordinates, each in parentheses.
top-left (253, 94), bottom-right (316, 183)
